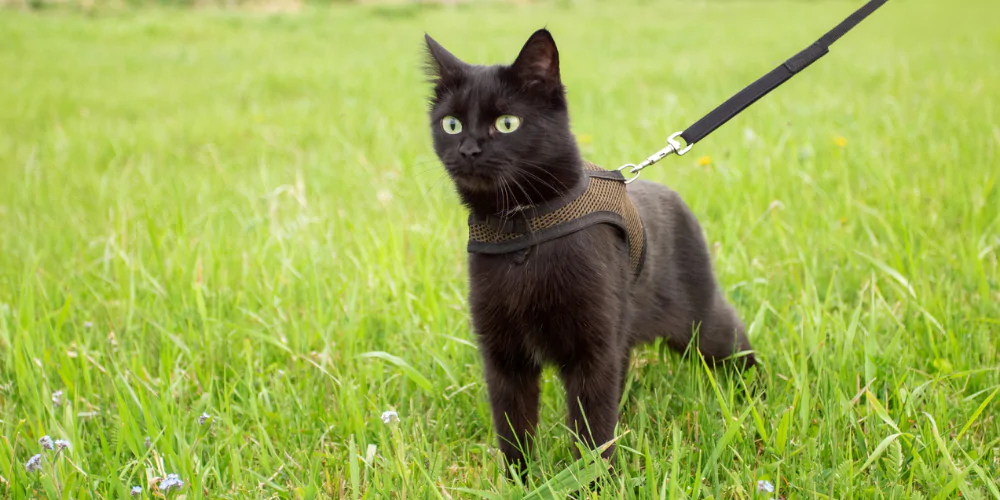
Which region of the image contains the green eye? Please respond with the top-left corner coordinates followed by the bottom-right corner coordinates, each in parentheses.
top-left (442, 116), bottom-right (462, 134)
top-left (495, 115), bottom-right (521, 133)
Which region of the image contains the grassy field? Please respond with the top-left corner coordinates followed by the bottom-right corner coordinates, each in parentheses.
top-left (1, 0), bottom-right (999, 498)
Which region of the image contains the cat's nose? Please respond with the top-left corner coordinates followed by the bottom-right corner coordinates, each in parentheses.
top-left (459, 141), bottom-right (482, 160)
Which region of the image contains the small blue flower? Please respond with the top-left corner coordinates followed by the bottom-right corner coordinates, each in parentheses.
top-left (198, 412), bottom-right (211, 425)
top-left (160, 473), bottom-right (184, 493)
top-left (757, 479), bottom-right (775, 493)
top-left (52, 390), bottom-right (63, 407)
top-left (381, 410), bottom-right (399, 425)
top-left (54, 440), bottom-right (70, 451)
top-left (130, 486), bottom-right (142, 496)
top-left (26, 454), bottom-right (43, 472)
top-left (39, 435), bottom-right (54, 451)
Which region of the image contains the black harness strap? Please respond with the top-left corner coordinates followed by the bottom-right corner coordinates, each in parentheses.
top-left (467, 165), bottom-right (648, 277)
top-left (679, 0), bottom-right (888, 146)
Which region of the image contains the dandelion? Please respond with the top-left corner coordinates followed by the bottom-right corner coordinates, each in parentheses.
top-left (198, 412), bottom-right (211, 425)
top-left (39, 435), bottom-right (54, 451)
top-left (833, 136), bottom-right (847, 147)
top-left (55, 440), bottom-right (70, 450)
top-left (159, 473), bottom-right (184, 493)
top-left (697, 155), bottom-right (712, 166)
top-left (52, 390), bottom-right (63, 407)
top-left (26, 454), bottom-right (43, 472)
top-left (130, 486), bottom-right (142, 496)
top-left (757, 479), bottom-right (775, 493)
top-left (381, 410), bottom-right (399, 425)
top-left (376, 189), bottom-right (393, 206)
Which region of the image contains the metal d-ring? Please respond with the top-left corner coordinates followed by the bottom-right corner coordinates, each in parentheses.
top-left (617, 163), bottom-right (641, 184)
top-left (616, 130), bottom-right (694, 184)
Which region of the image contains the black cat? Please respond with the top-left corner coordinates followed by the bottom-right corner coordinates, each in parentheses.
top-left (424, 28), bottom-right (756, 478)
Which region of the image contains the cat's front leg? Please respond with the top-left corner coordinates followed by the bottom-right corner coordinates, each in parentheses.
top-left (561, 357), bottom-right (623, 462)
top-left (482, 350), bottom-right (541, 480)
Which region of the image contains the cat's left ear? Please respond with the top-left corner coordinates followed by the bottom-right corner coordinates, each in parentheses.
top-left (511, 28), bottom-right (561, 88)
top-left (424, 33), bottom-right (467, 86)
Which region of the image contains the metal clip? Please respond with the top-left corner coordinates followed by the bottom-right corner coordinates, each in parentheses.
top-left (616, 131), bottom-right (693, 184)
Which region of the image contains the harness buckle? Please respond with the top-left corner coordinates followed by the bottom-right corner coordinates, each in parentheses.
top-left (616, 130), bottom-right (692, 183)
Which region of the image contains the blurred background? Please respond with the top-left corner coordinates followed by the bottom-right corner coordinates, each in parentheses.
top-left (1, 0), bottom-right (998, 498)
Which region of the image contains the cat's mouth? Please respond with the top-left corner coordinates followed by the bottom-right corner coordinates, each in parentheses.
top-left (446, 163), bottom-right (505, 192)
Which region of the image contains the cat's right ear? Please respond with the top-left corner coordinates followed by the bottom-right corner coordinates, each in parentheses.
top-left (424, 34), bottom-right (466, 86)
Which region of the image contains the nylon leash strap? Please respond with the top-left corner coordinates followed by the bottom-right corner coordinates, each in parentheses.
top-left (618, 0), bottom-right (889, 183)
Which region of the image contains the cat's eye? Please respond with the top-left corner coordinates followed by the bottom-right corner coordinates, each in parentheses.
top-left (495, 115), bottom-right (521, 133)
top-left (442, 116), bottom-right (463, 134)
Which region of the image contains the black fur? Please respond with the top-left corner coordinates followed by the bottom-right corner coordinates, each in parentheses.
top-left (424, 29), bottom-right (756, 479)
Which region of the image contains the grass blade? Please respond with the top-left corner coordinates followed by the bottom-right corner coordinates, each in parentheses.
top-left (954, 385), bottom-right (1000, 443)
top-left (360, 351), bottom-right (434, 392)
top-left (853, 432), bottom-right (901, 478)
top-left (704, 402), bottom-right (754, 478)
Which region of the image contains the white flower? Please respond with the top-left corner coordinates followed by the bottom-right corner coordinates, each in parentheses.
top-left (377, 189), bottom-right (393, 205)
top-left (198, 412), bottom-right (211, 425)
top-left (84, 321), bottom-right (93, 329)
top-left (54, 440), bottom-right (70, 450)
top-left (26, 454), bottom-right (43, 472)
top-left (380, 410), bottom-right (399, 425)
top-left (144, 436), bottom-right (151, 448)
top-left (130, 486), bottom-right (142, 496)
top-left (39, 435), bottom-right (54, 451)
top-left (52, 390), bottom-right (63, 407)
top-left (160, 473), bottom-right (184, 492)
top-left (757, 479), bottom-right (775, 493)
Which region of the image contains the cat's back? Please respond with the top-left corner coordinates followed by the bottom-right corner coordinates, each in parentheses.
top-left (627, 177), bottom-right (713, 274)
top-left (626, 179), bottom-right (691, 243)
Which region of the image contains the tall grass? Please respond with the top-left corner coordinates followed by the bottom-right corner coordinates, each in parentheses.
top-left (1, 0), bottom-right (998, 497)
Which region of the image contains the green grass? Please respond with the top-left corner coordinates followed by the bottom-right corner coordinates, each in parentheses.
top-left (1, 0), bottom-right (999, 497)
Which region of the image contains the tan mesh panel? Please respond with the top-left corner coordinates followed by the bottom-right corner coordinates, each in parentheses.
top-left (468, 220), bottom-right (522, 243)
top-left (468, 162), bottom-right (645, 275)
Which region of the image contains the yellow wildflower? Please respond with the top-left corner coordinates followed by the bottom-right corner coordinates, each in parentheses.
top-left (576, 133), bottom-right (593, 145)
top-left (697, 155), bottom-right (712, 166)
top-left (833, 136), bottom-right (847, 147)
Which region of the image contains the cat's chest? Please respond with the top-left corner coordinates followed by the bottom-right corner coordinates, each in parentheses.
top-left (469, 228), bottom-right (610, 308)
top-left (467, 225), bottom-right (629, 360)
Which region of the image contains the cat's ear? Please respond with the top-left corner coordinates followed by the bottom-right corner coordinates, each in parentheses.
top-left (424, 34), bottom-right (467, 86)
top-left (511, 28), bottom-right (561, 88)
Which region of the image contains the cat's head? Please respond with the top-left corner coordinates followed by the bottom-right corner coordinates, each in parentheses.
top-left (424, 29), bottom-right (582, 214)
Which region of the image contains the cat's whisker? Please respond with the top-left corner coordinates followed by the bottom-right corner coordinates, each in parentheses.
top-left (413, 167), bottom-right (447, 179)
top-left (502, 176), bottom-right (520, 219)
top-left (501, 160), bottom-right (548, 203)
top-left (512, 168), bottom-right (560, 201)
top-left (505, 175), bottom-right (536, 214)
top-left (420, 172), bottom-right (450, 198)
top-left (512, 160), bottom-right (571, 193)
top-left (496, 174), bottom-right (512, 223)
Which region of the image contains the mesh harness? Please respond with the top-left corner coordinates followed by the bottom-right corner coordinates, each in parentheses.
top-left (467, 162), bottom-right (647, 277)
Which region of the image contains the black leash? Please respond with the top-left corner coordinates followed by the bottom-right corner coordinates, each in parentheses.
top-left (619, 0), bottom-right (889, 183)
